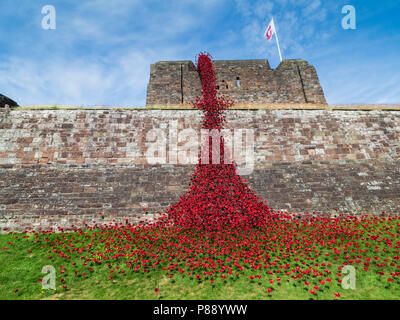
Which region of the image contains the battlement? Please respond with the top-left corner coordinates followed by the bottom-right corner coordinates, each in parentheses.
top-left (146, 59), bottom-right (327, 106)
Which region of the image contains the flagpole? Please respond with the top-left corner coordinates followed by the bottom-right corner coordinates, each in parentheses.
top-left (273, 18), bottom-right (283, 62)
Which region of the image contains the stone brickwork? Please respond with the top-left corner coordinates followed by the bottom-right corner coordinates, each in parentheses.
top-left (1, 108), bottom-right (399, 230)
top-left (146, 59), bottom-right (327, 106)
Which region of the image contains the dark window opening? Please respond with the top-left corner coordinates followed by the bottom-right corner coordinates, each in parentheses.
top-left (236, 76), bottom-right (241, 88)
top-left (216, 85), bottom-right (219, 90)
top-left (226, 85), bottom-right (229, 89)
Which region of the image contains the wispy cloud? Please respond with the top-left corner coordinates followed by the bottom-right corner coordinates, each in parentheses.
top-left (234, 0), bottom-right (338, 65)
top-left (0, 51), bottom-right (152, 107)
top-left (0, 0), bottom-right (228, 107)
top-left (0, 0), bottom-right (399, 106)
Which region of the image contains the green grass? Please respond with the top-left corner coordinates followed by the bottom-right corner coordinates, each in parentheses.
top-left (0, 231), bottom-right (398, 300)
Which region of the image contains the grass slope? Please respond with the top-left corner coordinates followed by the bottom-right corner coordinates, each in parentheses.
top-left (0, 225), bottom-right (398, 300)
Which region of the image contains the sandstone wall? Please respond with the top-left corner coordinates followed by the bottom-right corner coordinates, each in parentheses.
top-left (1, 108), bottom-right (399, 230)
top-left (146, 59), bottom-right (327, 106)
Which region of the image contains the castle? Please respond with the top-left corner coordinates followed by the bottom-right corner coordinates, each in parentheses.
top-left (146, 59), bottom-right (327, 106)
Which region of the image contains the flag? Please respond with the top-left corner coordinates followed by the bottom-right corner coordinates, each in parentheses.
top-left (264, 17), bottom-right (283, 62)
top-left (264, 18), bottom-right (276, 41)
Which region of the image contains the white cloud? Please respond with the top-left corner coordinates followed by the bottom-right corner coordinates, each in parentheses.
top-left (0, 0), bottom-right (398, 106)
top-left (234, 0), bottom-right (338, 65)
top-left (301, 0), bottom-right (321, 16)
top-left (0, 0), bottom-right (229, 106)
top-left (0, 49), bottom-right (159, 107)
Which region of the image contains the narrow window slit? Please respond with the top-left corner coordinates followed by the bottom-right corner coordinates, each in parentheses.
top-left (236, 76), bottom-right (241, 88)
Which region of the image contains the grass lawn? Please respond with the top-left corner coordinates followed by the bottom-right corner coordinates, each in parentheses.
top-left (1, 216), bottom-right (399, 300)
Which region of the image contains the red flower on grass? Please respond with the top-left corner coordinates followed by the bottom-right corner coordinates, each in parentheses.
top-left (8, 52), bottom-right (400, 300)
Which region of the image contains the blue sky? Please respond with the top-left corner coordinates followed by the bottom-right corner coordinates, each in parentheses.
top-left (0, 0), bottom-right (399, 107)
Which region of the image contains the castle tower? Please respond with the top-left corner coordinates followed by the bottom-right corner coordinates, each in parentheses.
top-left (146, 59), bottom-right (327, 106)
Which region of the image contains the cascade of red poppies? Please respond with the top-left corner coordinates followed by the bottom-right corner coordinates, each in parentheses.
top-left (164, 52), bottom-right (274, 230)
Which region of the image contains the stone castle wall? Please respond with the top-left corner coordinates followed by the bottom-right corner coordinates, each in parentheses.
top-left (146, 59), bottom-right (327, 106)
top-left (1, 108), bottom-right (399, 230)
